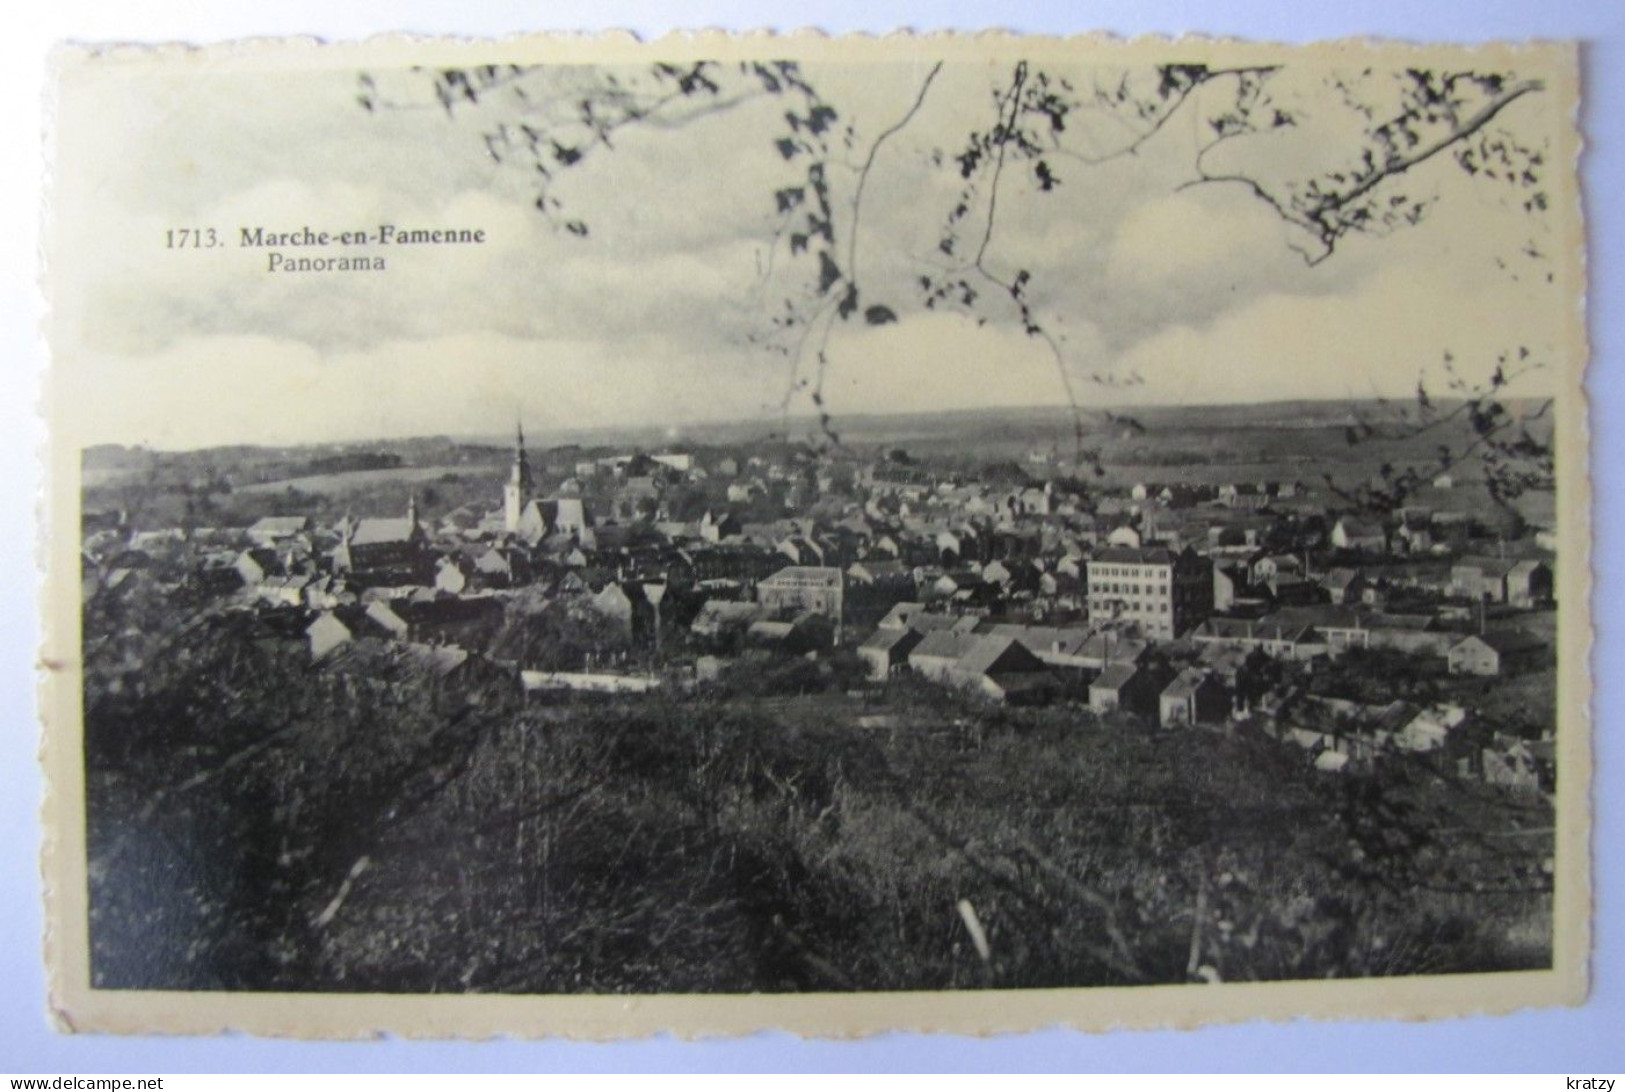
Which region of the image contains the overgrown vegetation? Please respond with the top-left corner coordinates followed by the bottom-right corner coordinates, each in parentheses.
top-left (86, 608), bottom-right (1552, 994)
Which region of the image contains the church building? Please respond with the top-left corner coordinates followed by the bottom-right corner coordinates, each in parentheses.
top-left (500, 421), bottom-right (594, 546)
top-left (332, 495), bottom-right (430, 584)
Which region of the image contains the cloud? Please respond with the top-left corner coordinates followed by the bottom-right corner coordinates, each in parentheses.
top-left (1111, 262), bottom-right (1563, 407)
top-left (1107, 188), bottom-right (1297, 290)
top-left (68, 329), bottom-right (798, 449)
top-left (817, 311), bottom-right (1110, 418)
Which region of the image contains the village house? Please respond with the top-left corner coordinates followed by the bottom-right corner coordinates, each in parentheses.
top-left (1206, 512), bottom-right (1275, 550)
top-left (1071, 632), bottom-right (1150, 671)
top-left (1105, 522), bottom-right (1143, 549)
top-left (397, 642), bottom-right (476, 687)
top-left (1360, 612), bottom-right (1455, 656)
top-left (590, 581), bottom-right (655, 638)
top-left (434, 554), bottom-right (476, 595)
top-left (1088, 663), bottom-right (1142, 715)
top-left (386, 596), bottom-right (505, 649)
top-left (846, 558), bottom-right (911, 589)
top-left (254, 573), bottom-right (313, 608)
top-left (611, 477), bottom-right (664, 522)
top-left (1447, 629), bottom-right (1548, 676)
top-left (1247, 552), bottom-right (1299, 587)
top-left (234, 547), bottom-right (280, 587)
top-left (876, 601), bottom-right (941, 632)
top-left (981, 623), bottom-right (1093, 672)
top-left (1096, 659), bottom-right (1175, 718)
top-left (929, 569), bottom-right (981, 601)
top-left (1481, 735), bottom-right (1556, 794)
top-left (904, 629), bottom-right (977, 679)
top-left (1275, 695), bottom-right (1419, 771)
top-left (1213, 563), bottom-right (1245, 613)
top-left (306, 609), bottom-right (365, 660)
top-left (1451, 556), bottom-right (1518, 603)
top-left (980, 559), bottom-right (1014, 587)
top-left (1393, 518), bottom-right (1435, 555)
top-left (1506, 559), bottom-right (1554, 608)
top-left (1319, 567), bottom-right (1367, 605)
top-left (1196, 642), bottom-right (1252, 686)
top-left (699, 509), bottom-right (742, 544)
top-left (776, 535), bottom-right (826, 567)
top-left (901, 633), bottom-right (1053, 703)
top-left (247, 515), bottom-right (311, 548)
top-left (746, 611), bottom-right (833, 654)
top-left (473, 545), bottom-right (527, 587)
top-left (757, 566), bottom-right (844, 634)
top-left (652, 452), bottom-right (693, 473)
top-left (690, 599), bottom-right (768, 641)
top-left (300, 574), bottom-right (352, 611)
top-left (332, 498), bottom-right (431, 584)
top-left (1190, 615), bottom-right (1325, 661)
top-left (1255, 605), bottom-right (1372, 655)
top-left (1218, 483), bottom-right (1271, 510)
top-left (1330, 516), bottom-right (1386, 553)
top-left (948, 636), bottom-right (1055, 704)
top-left (1391, 703), bottom-right (1473, 760)
top-left (305, 598), bottom-right (409, 656)
top-left (1449, 554), bottom-right (1555, 609)
top-left (1144, 510), bottom-right (1209, 549)
top-left (127, 527), bottom-right (189, 559)
top-left (1158, 668), bottom-right (1230, 728)
top-left (857, 626), bottom-right (923, 680)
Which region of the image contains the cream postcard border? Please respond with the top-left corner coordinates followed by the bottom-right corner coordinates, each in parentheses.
top-left (39, 30), bottom-right (1591, 1038)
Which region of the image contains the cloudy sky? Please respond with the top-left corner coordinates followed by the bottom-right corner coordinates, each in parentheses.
top-left (48, 50), bottom-right (1573, 449)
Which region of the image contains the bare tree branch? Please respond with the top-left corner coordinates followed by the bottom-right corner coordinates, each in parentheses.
top-left (847, 61), bottom-right (944, 288)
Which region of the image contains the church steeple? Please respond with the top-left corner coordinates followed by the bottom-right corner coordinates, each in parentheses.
top-left (504, 418), bottom-right (534, 534)
top-left (514, 420), bottom-right (533, 489)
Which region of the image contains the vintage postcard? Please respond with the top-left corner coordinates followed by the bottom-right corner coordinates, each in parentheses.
top-left (41, 32), bottom-right (1589, 1037)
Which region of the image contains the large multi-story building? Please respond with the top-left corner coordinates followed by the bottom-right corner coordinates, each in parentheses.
top-left (1086, 546), bottom-right (1213, 640)
top-left (757, 565), bottom-right (845, 640)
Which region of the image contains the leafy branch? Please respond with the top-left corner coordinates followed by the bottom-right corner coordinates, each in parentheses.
top-left (1182, 69), bottom-right (1547, 264)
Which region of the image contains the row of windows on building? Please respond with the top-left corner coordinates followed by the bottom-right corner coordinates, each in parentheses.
top-left (1089, 597), bottom-right (1171, 614)
top-left (1093, 581), bottom-right (1169, 595)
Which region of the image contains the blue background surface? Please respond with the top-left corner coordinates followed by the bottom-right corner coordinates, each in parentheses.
top-left (2, 0), bottom-right (1619, 1073)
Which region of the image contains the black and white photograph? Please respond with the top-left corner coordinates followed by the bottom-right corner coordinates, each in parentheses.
top-left (41, 32), bottom-right (1588, 1036)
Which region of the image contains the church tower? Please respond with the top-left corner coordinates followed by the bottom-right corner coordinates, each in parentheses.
top-left (503, 421), bottom-right (534, 534)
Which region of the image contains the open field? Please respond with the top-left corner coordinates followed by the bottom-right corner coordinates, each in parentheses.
top-left (234, 464), bottom-right (505, 495)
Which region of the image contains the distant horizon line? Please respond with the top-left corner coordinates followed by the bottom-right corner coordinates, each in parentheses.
top-left (81, 392), bottom-right (1557, 456)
